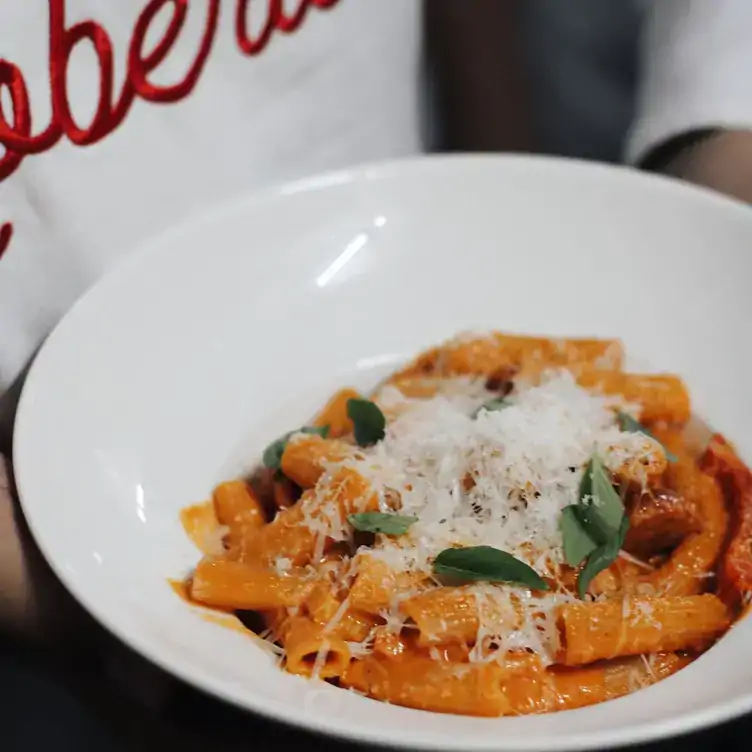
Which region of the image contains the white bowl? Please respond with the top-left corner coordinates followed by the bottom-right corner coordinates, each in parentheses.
top-left (14, 155), bottom-right (752, 750)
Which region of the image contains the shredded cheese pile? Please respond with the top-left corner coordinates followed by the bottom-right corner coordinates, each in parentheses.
top-left (291, 371), bottom-right (662, 666)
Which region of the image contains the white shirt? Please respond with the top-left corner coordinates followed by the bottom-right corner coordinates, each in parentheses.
top-left (628, 0), bottom-right (752, 163)
top-left (0, 0), bottom-right (422, 407)
top-left (2, 0), bottom-right (751, 423)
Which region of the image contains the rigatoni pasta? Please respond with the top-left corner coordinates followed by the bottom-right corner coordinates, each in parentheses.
top-left (176, 330), bottom-right (752, 717)
top-left (557, 594), bottom-right (730, 665)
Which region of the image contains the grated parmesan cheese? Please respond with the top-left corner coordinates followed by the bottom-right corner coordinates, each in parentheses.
top-left (203, 524), bottom-right (230, 557)
top-left (618, 550), bottom-right (655, 571)
top-left (353, 372), bottom-right (644, 576)
top-left (279, 370), bottom-right (666, 667)
top-left (274, 557), bottom-right (293, 575)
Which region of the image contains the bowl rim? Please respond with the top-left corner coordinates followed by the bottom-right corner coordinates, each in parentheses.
top-left (13, 153), bottom-right (752, 751)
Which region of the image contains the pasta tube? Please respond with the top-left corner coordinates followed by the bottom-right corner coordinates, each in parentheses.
top-left (701, 434), bottom-right (752, 609)
top-left (212, 480), bottom-right (266, 553)
top-left (558, 594), bottom-right (729, 665)
top-left (280, 434), bottom-right (354, 488)
top-left (577, 371), bottom-right (690, 425)
top-left (245, 468), bottom-right (378, 565)
top-left (190, 558), bottom-right (312, 610)
top-left (314, 388), bottom-right (362, 438)
top-left (442, 334), bottom-right (623, 379)
top-left (400, 587), bottom-right (508, 647)
top-left (282, 616), bottom-right (352, 679)
top-left (343, 650), bottom-right (689, 716)
top-left (342, 651), bottom-right (527, 717)
top-left (642, 459), bottom-right (727, 596)
top-left (349, 554), bottom-right (427, 615)
top-left (543, 653), bottom-right (690, 712)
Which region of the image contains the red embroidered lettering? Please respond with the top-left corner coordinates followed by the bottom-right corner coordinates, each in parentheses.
top-left (278, 0), bottom-right (341, 32)
top-left (49, 0), bottom-right (126, 146)
top-left (0, 0), bottom-right (340, 263)
top-left (0, 61), bottom-right (29, 258)
top-left (0, 59), bottom-right (64, 159)
top-left (236, 0), bottom-right (341, 56)
top-left (277, 0), bottom-right (310, 33)
top-left (235, 0), bottom-right (276, 56)
top-left (0, 61), bottom-right (31, 181)
top-left (0, 223), bottom-right (12, 261)
top-left (130, 0), bottom-right (220, 103)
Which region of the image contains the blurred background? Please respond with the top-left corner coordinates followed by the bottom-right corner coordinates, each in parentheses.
top-left (427, 0), bottom-right (640, 163)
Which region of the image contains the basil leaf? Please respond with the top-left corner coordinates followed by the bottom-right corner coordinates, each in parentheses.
top-left (570, 504), bottom-right (610, 546)
top-left (578, 458), bottom-right (593, 504)
top-left (302, 425), bottom-right (330, 438)
top-left (618, 411), bottom-right (678, 463)
top-left (262, 435), bottom-right (291, 470)
top-left (348, 512), bottom-right (417, 535)
top-left (560, 505), bottom-right (598, 567)
top-left (617, 411), bottom-right (643, 434)
top-left (578, 456), bottom-right (624, 540)
top-left (569, 456), bottom-right (630, 597)
top-left (261, 425), bottom-right (330, 470)
top-left (589, 455), bottom-right (625, 532)
top-left (433, 546), bottom-right (549, 590)
top-left (577, 516), bottom-right (630, 599)
top-left (347, 399), bottom-right (386, 447)
top-left (474, 397), bottom-right (509, 417)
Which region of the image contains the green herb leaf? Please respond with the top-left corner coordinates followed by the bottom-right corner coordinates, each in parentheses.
top-left (347, 512), bottom-right (418, 535)
top-left (347, 398), bottom-right (386, 447)
top-left (261, 425), bottom-right (330, 470)
top-left (577, 456), bottom-right (625, 541)
top-left (262, 435), bottom-right (290, 470)
top-left (617, 411), bottom-right (678, 463)
top-left (560, 505), bottom-right (598, 567)
top-left (577, 516), bottom-right (630, 599)
top-left (578, 458), bottom-right (592, 502)
top-left (433, 546), bottom-right (550, 590)
top-left (473, 397), bottom-right (509, 418)
top-left (564, 455), bottom-right (630, 597)
top-left (302, 425), bottom-right (330, 438)
top-left (589, 455), bottom-right (625, 532)
top-left (617, 411), bottom-right (642, 434)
